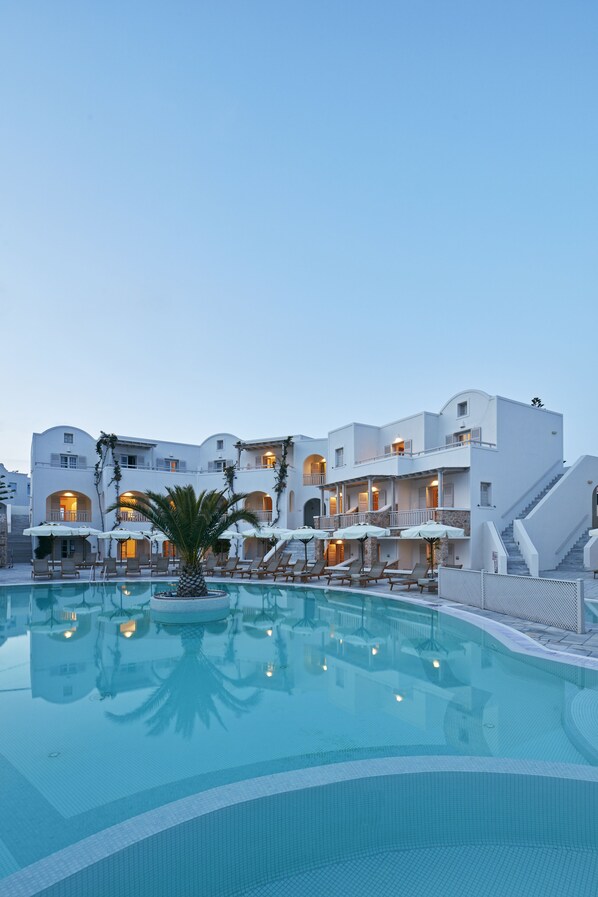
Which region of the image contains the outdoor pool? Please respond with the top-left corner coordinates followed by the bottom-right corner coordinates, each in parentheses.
top-left (1, 580), bottom-right (597, 896)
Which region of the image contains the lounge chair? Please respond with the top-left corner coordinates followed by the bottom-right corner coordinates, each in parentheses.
top-left (31, 559), bottom-right (52, 579)
top-left (126, 558), bottom-right (141, 576)
top-left (349, 561), bottom-right (387, 588)
top-left (203, 555), bottom-right (217, 576)
top-left (387, 563), bottom-right (429, 592)
top-left (250, 553), bottom-right (289, 580)
top-left (60, 559), bottom-right (80, 579)
top-left (102, 558), bottom-right (118, 578)
top-left (236, 557), bottom-right (266, 578)
top-left (213, 557), bottom-right (239, 577)
top-left (275, 559), bottom-right (306, 582)
top-left (153, 557), bottom-right (169, 576)
top-left (292, 558), bottom-right (327, 582)
top-left (326, 558), bottom-right (362, 586)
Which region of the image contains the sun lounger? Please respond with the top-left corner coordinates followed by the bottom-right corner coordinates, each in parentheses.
top-left (292, 558), bottom-right (327, 582)
top-left (213, 557), bottom-right (239, 577)
top-left (31, 559), bottom-right (52, 579)
top-left (349, 561), bottom-right (387, 588)
top-left (102, 558), bottom-right (118, 578)
top-left (326, 558), bottom-right (362, 585)
top-left (250, 552), bottom-right (291, 580)
top-left (275, 559), bottom-right (306, 582)
top-left (126, 558), bottom-right (141, 576)
top-left (236, 557), bottom-right (266, 578)
top-left (152, 556), bottom-right (170, 575)
top-left (60, 559), bottom-right (80, 579)
top-left (387, 563), bottom-right (428, 591)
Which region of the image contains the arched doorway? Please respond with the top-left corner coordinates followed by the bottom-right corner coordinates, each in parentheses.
top-left (303, 498), bottom-right (320, 527)
top-left (303, 454), bottom-right (326, 486)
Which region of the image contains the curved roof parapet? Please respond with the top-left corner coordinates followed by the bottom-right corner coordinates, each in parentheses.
top-left (439, 389), bottom-right (491, 414)
top-left (34, 425), bottom-right (96, 441)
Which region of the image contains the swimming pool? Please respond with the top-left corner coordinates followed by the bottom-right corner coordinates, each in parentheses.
top-left (1, 580), bottom-right (597, 895)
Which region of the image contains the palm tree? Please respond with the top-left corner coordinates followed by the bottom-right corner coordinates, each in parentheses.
top-left (108, 486), bottom-right (259, 598)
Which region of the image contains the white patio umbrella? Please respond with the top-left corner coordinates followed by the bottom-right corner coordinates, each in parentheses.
top-left (332, 522), bottom-right (391, 571)
top-left (24, 522), bottom-right (76, 562)
top-left (400, 520), bottom-right (465, 575)
top-left (97, 528), bottom-right (146, 561)
top-left (70, 526), bottom-right (102, 564)
top-left (287, 526), bottom-right (332, 564)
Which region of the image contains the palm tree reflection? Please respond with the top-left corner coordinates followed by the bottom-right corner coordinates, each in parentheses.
top-left (105, 623), bottom-right (260, 738)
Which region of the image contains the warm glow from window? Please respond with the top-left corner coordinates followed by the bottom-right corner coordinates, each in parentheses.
top-left (62, 492), bottom-right (74, 497)
top-left (120, 621), bottom-right (137, 638)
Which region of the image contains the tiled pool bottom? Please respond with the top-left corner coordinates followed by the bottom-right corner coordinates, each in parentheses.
top-left (5, 759), bottom-right (598, 897)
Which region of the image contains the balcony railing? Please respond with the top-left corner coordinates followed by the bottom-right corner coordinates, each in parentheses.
top-left (303, 474), bottom-right (326, 486)
top-left (247, 510), bottom-right (273, 523)
top-left (390, 508), bottom-right (471, 534)
top-left (48, 510), bottom-right (90, 522)
top-left (353, 441), bottom-right (496, 466)
top-left (315, 511), bottom-right (390, 530)
top-left (119, 510), bottom-right (148, 523)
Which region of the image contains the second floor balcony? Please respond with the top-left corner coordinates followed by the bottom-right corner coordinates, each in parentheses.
top-left (48, 510), bottom-right (91, 522)
top-left (316, 507), bottom-right (470, 536)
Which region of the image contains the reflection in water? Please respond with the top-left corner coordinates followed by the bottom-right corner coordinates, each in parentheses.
top-left (105, 624), bottom-right (261, 738)
top-left (8, 581), bottom-right (598, 765)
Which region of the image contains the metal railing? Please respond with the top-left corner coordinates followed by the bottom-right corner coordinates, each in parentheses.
top-left (353, 440), bottom-right (496, 466)
top-left (48, 510), bottom-right (90, 522)
top-left (119, 511), bottom-right (148, 523)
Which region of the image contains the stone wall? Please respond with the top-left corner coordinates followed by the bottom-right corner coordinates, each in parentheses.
top-left (0, 506), bottom-right (7, 568)
top-left (439, 509), bottom-right (470, 536)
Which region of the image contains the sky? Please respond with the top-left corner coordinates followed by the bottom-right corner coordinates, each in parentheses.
top-left (1, 1), bottom-right (596, 473)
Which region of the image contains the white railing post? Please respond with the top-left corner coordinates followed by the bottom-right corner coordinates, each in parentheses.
top-left (481, 570), bottom-right (486, 610)
top-left (577, 579), bottom-right (585, 635)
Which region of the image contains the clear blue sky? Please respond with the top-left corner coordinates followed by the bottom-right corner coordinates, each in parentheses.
top-left (1, 1), bottom-right (596, 472)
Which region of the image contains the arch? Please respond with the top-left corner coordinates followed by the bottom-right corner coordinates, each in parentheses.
top-left (245, 491), bottom-right (273, 523)
top-left (45, 490), bottom-right (92, 523)
top-left (288, 490), bottom-right (295, 513)
top-left (119, 490), bottom-right (149, 523)
top-left (303, 454), bottom-right (326, 486)
top-left (303, 498), bottom-right (320, 527)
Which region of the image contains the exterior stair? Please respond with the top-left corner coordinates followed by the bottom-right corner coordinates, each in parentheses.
top-left (500, 474), bottom-right (563, 576)
top-left (7, 512), bottom-right (32, 564)
top-left (556, 528), bottom-right (591, 574)
top-left (285, 539), bottom-right (317, 565)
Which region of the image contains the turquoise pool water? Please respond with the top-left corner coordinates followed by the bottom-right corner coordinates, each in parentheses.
top-left (1, 581), bottom-right (597, 894)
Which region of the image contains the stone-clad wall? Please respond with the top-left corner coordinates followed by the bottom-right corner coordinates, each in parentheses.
top-left (0, 506), bottom-right (7, 567)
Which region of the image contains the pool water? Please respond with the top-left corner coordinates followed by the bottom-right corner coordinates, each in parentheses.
top-left (0, 581), bottom-right (597, 893)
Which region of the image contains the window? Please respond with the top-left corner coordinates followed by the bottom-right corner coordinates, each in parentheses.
top-left (216, 439), bottom-right (224, 451)
top-left (166, 459), bottom-right (179, 472)
top-left (457, 401), bottom-right (468, 417)
top-left (335, 447), bottom-right (344, 467)
top-left (120, 455), bottom-right (137, 468)
top-left (60, 455), bottom-right (78, 468)
top-left (480, 482), bottom-right (492, 507)
top-left (8, 482), bottom-right (16, 492)
top-left (262, 454), bottom-right (276, 468)
top-left (64, 432), bottom-right (74, 444)
top-left (442, 483), bottom-right (454, 508)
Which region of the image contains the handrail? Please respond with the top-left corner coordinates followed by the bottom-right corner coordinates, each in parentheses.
top-left (555, 514), bottom-right (591, 558)
top-left (354, 441), bottom-right (496, 466)
top-left (500, 463), bottom-right (564, 521)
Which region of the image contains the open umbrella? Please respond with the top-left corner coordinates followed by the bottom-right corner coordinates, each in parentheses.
top-left (24, 522), bottom-right (76, 563)
top-left (97, 528), bottom-right (146, 562)
top-left (70, 526), bottom-right (102, 565)
top-left (287, 526), bottom-right (332, 565)
top-left (400, 520), bottom-right (465, 575)
top-left (332, 522), bottom-right (391, 572)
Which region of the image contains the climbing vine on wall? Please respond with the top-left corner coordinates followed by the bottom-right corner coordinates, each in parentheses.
top-left (272, 437), bottom-right (292, 525)
top-left (94, 432), bottom-right (122, 530)
top-left (223, 463), bottom-right (237, 497)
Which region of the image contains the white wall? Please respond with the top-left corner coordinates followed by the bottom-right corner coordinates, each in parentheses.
top-left (519, 455), bottom-right (598, 571)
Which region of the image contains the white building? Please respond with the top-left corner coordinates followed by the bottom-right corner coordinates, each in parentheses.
top-left (29, 390), bottom-right (598, 574)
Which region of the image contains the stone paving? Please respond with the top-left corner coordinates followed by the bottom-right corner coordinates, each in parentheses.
top-left (2, 563), bottom-right (598, 663)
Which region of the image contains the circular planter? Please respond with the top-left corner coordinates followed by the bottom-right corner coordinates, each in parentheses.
top-left (150, 590), bottom-right (230, 624)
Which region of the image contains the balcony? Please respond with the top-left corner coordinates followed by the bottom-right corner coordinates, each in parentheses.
top-left (303, 474), bottom-right (326, 486)
top-left (48, 510), bottom-right (90, 522)
top-left (119, 510), bottom-right (148, 523)
top-left (315, 510), bottom-right (391, 530)
top-left (390, 508), bottom-right (470, 535)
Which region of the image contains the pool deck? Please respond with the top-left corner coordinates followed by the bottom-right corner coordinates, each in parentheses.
top-left (2, 563), bottom-right (598, 663)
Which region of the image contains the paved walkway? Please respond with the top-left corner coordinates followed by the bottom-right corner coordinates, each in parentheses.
top-left (2, 563), bottom-right (598, 663)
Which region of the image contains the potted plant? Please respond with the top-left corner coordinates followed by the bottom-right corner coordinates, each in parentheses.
top-left (109, 486), bottom-right (259, 620)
